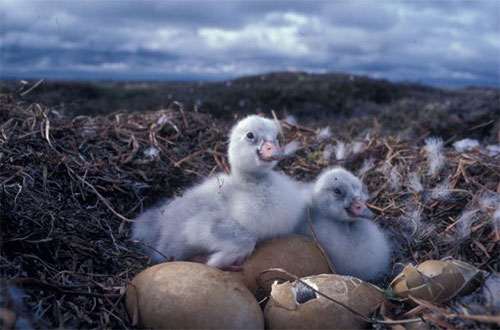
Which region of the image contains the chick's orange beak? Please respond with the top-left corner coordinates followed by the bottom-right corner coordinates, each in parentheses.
top-left (258, 141), bottom-right (287, 161)
top-left (348, 200), bottom-right (374, 219)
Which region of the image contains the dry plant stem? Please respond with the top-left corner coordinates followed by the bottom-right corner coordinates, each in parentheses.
top-left (64, 162), bottom-right (134, 223)
top-left (468, 120), bottom-right (495, 131)
top-left (132, 239), bottom-right (171, 262)
top-left (421, 312), bottom-right (456, 329)
top-left (261, 268), bottom-right (422, 325)
top-left (306, 204), bottom-right (337, 274)
top-left (19, 79), bottom-right (44, 97)
top-left (271, 109), bottom-right (284, 139)
top-left (281, 121), bottom-right (317, 133)
top-left (173, 149), bottom-right (226, 167)
top-left (10, 278), bottom-right (121, 299)
top-left (409, 296), bottom-right (500, 324)
top-left (38, 113), bottom-right (134, 223)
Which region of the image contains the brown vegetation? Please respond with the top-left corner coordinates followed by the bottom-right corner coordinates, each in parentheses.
top-left (1, 75), bottom-right (499, 328)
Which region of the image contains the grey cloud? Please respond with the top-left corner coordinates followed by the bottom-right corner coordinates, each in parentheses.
top-left (2, 1), bottom-right (323, 31)
top-left (321, 2), bottom-right (398, 30)
top-left (1, 0), bottom-right (498, 87)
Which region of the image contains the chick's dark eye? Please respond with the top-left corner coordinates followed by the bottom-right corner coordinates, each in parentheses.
top-left (334, 188), bottom-right (342, 195)
top-left (246, 132), bottom-right (254, 139)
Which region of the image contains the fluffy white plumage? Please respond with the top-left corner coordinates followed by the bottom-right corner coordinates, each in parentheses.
top-left (297, 167), bottom-right (392, 281)
top-left (453, 138), bottom-right (480, 152)
top-left (424, 137), bottom-right (445, 176)
top-left (283, 140), bottom-right (301, 156)
top-left (131, 115), bottom-right (305, 268)
top-left (333, 141), bottom-right (349, 160)
top-left (408, 171), bottom-right (423, 193)
top-left (317, 126), bottom-right (332, 141)
top-left (486, 144), bottom-right (500, 157)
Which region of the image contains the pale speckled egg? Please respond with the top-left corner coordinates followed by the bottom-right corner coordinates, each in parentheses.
top-left (228, 235), bottom-right (333, 301)
top-left (126, 261), bottom-right (264, 329)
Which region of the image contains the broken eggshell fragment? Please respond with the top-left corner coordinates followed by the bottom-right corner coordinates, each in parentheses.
top-left (125, 262), bottom-right (264, 329)
top-left (390, 259), bottom-right (484, 304)
top-left (227, 235), bottom-right (332, 301)
top-left (264, 274), bottom-right (386, 329)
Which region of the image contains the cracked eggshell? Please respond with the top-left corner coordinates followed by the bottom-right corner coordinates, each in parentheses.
top-left (228, 235), bottom-right (332, 300)
top-left (264, 274), bottom-right (386, 329)
top-left (390, 259), bottom-right (483, 304)
top-left (125, 262), bottom-right (264, 329)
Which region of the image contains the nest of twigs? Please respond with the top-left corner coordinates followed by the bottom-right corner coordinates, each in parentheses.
top-left (1, 91), bottom-right (499, 328)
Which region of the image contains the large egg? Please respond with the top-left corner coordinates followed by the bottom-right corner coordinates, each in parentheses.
top-left (264, 274), bottom-right (386, 329)
top-left (125, 262), bottom-right (264, 329)
top-left (228, 235), bottom-right (333, 300)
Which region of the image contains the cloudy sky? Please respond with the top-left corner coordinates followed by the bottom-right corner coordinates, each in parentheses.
top-left (1, 0), bottom-right (499, 87)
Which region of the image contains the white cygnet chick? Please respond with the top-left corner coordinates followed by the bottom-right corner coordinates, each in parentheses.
top-left (132, 115), bottom-right (305, 269)
top-left (297, 167), bottom-right (391, 281)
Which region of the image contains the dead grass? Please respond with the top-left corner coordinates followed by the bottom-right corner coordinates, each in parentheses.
top-left (1, 90), bottom-right (499, 328)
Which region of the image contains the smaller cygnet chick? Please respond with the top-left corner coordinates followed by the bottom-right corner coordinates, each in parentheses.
top-left (297, 168), bottom-right (391, 281)
top-left (132, 115), bottom-right (305, 269)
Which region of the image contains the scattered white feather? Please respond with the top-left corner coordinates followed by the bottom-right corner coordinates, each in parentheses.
top-left (420, 223), bottom-right (437, 238)
top-left (334, 141), bottom-right (350, 160)
top-left (380, 160), bottom-right (392, 176)
top-left (156, 114), bottom-right (169, 126)
top-left (493, 206), bottom-right (500, 229)
top-left (478, 193), bottom-right (500, 230)
top-left (478, 193), bottom-right (500, 210)
top-left (284, 115), bottom-right (297, 126)
top-left (483, 273), bottom-right (500, 310)
top-left (431, 177), bottom-right (451, 200)
top-left (388, 165), bottom-right (401, 191)
top-left (49, 109), bottom-right (62, 118)
top-left (400, 204), bottom-right (435, 241)
top-left (452, 192), bottom-right (500, 241)
top-left (424, 137), bottom-right (444, 176)
top-left (317, 127), bottom-right (332, 141)
top-left (322, 144), bottom-right (334, 160)
top-left (486, 144), bottom-right (500, 157)
top-left (404, 207), bottom-right (423, 234)
top-left (456, 209), bottom-right (479, 241)
top-left (408, 172), bottom-right (423, 193)
top-left (143, 146), bottom-right (160, 158)
top-left (283, 140), bottom-right (300, 156)
top-left (351, 141), bottom-right (365, 154)
top-left (453, 138), bottom-right (480, 152)
top-left (379, 160), bottom-right (400, 190)
top-left (358, 158), bottom-right (375, 176)
top-left (458, 272), bottom-right (500, 314)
